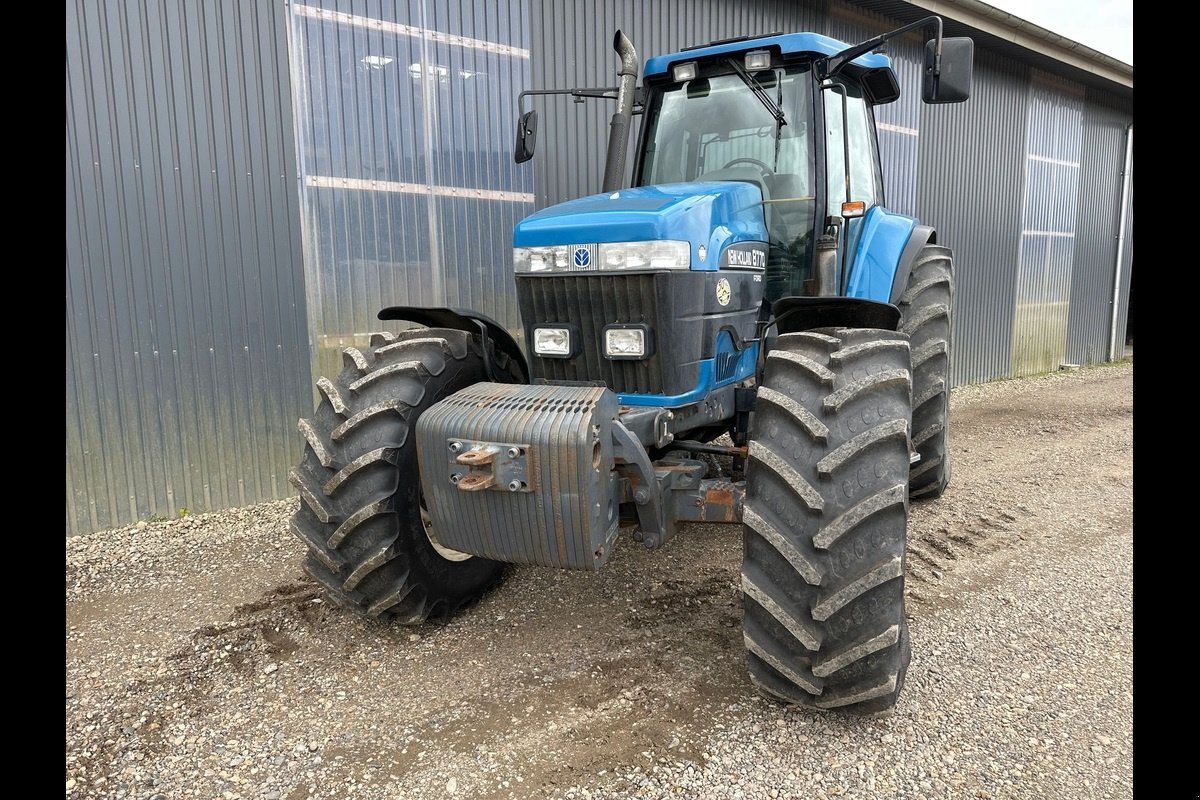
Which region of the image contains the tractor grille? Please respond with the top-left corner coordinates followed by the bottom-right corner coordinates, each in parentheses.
top-left (517, 273), bottom-right (674, 395)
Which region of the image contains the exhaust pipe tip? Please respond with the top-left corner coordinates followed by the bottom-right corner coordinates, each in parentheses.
top-left (613, 29), bottom-right (638, 74)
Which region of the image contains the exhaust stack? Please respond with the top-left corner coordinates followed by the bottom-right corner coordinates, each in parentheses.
top-left (601, 30), bottom-right (639, 193)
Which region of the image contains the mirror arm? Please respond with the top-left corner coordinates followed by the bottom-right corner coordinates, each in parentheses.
top-left (518, 87), bottom-right (644, 113)
top-left (819, 15), bottom-right (942, 80)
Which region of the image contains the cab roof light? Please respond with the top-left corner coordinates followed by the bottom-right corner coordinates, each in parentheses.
top-left (672, 61), bottom-right (698, 83)
top-left (745, 50), bottom-right (771, 71)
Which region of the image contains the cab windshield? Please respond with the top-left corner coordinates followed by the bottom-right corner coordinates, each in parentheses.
top-left (637, 64), bottom-right (817, 300)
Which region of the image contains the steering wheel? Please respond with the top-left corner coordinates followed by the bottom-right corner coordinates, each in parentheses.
top-left (721, 157), bottom-right (772, 175)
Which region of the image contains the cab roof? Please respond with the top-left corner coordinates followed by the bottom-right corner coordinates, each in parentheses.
top-left (643, 31), bottom-right (892, 78)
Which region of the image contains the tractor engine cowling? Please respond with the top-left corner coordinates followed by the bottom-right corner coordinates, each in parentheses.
top-left (512, 181), bottom-right (769, 405)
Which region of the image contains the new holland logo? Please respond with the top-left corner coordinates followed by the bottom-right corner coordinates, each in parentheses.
top-left (716, 278), bottom-right (732, 306)
top-left (573, 246), bottom-right (591, 269)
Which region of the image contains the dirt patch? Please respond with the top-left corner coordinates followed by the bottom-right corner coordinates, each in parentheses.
top-left (66, 361), bottom-right (1133, 799)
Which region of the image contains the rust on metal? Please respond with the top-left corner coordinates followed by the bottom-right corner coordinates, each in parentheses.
top-left (698, 486), bottom-right (738, 522)
top-left (457, 472), bottom-right (497, 491)
top-left (672, 479), bottom-right (745, 523)
top-left (456, 445), bottom-right (500, 465)
top-left (705, 486), bottom-right (736, 507)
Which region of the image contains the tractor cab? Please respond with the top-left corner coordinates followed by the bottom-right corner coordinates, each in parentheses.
top-left (635, 51), bottom-right (821, 301)
top-left (633, 30), bottom-right (970, 303)
top-left (515, 27), bottom-right (972, 310)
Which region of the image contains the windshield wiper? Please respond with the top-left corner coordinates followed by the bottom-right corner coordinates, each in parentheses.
top-left (726, 58), bottom-right (786, 127)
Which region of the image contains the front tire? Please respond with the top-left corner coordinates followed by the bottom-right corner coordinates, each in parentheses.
top-left (898, 244), bottom-right (954, 499)
top-left (742, 328), bottom-right (913, 714)
top-left (289, 328), bottom-right (520, 623)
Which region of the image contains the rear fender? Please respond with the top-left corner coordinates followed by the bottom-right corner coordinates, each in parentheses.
top-left (844, 206), bottom-right (919, 302)
top-left (888, 226), bottom-right (937, 304)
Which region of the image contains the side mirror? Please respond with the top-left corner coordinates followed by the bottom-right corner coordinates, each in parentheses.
top-left (514, 109), bottom-right (538, 163)
top-left (922, 37), bottom-right (973, 103)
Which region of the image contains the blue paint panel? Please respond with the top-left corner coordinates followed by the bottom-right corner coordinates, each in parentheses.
top-left (514, 181), bottom-right (769, 271)
top-left (845, 206), bottom-right (917, 302)
top-left (644, 32), bottom-right (890, 78)
top-left (617, 340), bottom-right (758, 407)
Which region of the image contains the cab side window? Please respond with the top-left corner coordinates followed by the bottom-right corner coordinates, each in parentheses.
top-left (823, 79), bottom-right (881, 215)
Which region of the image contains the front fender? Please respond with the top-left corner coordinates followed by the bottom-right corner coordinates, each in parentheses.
top-left (377, 305), bottom-right (528, 382)
top-left (772, 296), bottom-right (901, 334)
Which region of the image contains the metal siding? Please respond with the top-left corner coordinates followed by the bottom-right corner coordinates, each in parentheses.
top-left (66, 0), bottom-right (311, 535)
top-left (844, 0), bottom-right (1131, 99)
top-left (916, 47), bottom-right (1029, 386)
top-left (1011, 70), bottom-right (1084, 376)
top-left (287, 0), bottom-right (533, 378)
top-left (67, 0), bottom-right (1133, 536)
top-left (1066, 88), bottom-right (1133, 364)
top-left (529, 0), bottom-right (827, 210)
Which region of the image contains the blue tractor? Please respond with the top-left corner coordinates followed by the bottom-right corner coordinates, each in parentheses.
top-left (290, 18), bottom-right (973, 713)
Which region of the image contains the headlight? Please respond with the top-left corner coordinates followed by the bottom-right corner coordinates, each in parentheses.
top-left (598, 240), bottom-right (690, 271)
top-left (603, 325), bottom-right (652, 360)
top-left (514, 245), bottom-right (574, 273)
top-left (515, 241), bottom-right (690, 272)
top-left (533, 326), bottom-right (572, 357)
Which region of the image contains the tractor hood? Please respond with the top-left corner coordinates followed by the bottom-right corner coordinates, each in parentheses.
top-left (513, 182), bottom-right (769, 271)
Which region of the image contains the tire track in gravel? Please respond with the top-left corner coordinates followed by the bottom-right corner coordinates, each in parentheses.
top-left (903, 367), bottom-right (1132, 610)
top-left (66, 362), bottom-right (1132, 800)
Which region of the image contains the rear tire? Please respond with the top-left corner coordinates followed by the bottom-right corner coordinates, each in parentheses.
top-left (742, 327), bottom-right (913, 713)
top-left (898, 244), bottom-right (954, 499)
top-left (289, 328), bottom-right (521, 624)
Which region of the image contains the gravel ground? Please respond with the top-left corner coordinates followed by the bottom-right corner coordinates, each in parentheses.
top-left (66, 360), bottom-right (1133, 800)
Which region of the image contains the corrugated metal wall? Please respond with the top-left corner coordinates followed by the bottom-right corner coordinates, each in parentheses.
top-left (1066, 88), bottom-right (1133, 365)
top-left (66, 0), bottom-right (1132, 535)
top-left (528, 0), bottom-right (826, 210)
top-left (286, 0), bottom-right (533, 380)
top-left (1011, 70), bottom-right (1084, 376)
top-left (916, 47), bottom-right (1030, 386)
top-left (66, 0), bottom-right (311, 535)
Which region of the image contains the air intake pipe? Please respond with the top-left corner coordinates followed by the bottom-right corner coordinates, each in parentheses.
top-left (602, 30), bottom-right (639, 193)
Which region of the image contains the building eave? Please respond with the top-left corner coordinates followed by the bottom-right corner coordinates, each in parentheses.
top-left (850, 0), bottom-right (1132, 96)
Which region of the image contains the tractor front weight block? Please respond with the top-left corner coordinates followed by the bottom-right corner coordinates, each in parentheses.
top-left (415, 382), bottom-right (745, 571)
top-left (417, 382), bottom-right (622, 570)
